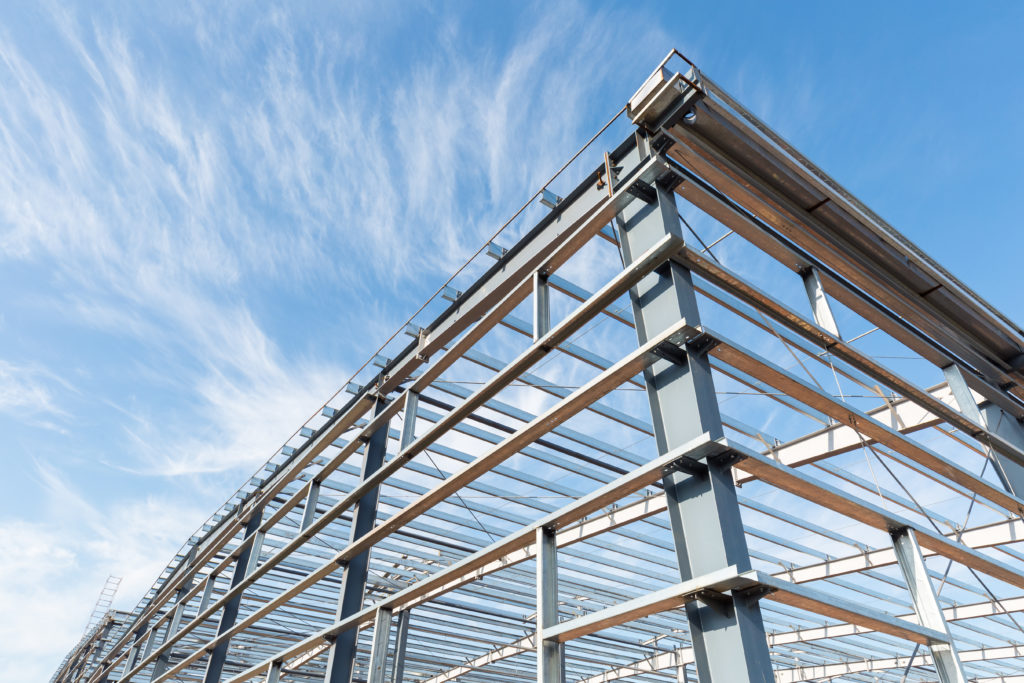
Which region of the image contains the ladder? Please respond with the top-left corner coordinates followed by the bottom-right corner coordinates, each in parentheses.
top-left (84, 575), bottom-right (122, 634)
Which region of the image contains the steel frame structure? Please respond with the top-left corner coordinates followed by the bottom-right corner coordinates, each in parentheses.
top-left (54, 51), bottom-right (1024, 683)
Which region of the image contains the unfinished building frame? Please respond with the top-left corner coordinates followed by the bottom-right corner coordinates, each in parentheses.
top-left (53, 51), bottom-right (1024, 683)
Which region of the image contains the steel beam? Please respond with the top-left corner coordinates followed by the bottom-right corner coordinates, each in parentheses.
top-left (91, 196), bottom-right (685, 683)
top-left (578, 593), bottom-right (1024, 683)
top-left (707, 330), bottom-right (1024, 515)
top-left (615, 150), bottom-right (773, 681)
top-left (323, 397), bottom-right (391, 683)
top-left (775, 644), bottom-right (1024, 682)
top-left (731, 442), bottom-right (1024, 589)
top-left (151, 321), bottom-right (704, 683)
top-left (222, 433), bottom-right (726, 683)
top-left (69, 56), bottom-right (1024, 683)
top-left (660, 81), bottom-right (1024, 413)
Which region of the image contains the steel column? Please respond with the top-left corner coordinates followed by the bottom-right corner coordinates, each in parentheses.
top-left (151, 580), bottom-right (192, 681)
top-left (366, 607), bottom-right (394, 683)
top-left (536, 526), bottom-right (563, 683)
top-left (390, 610), bottom-right (410, 683)
top-left (90, 618), bottom-right (116, 669)
top-left (615, 161), bottom-right (773, 682)
top-left (945, 363), bottom-right (1024, 496)
top-left (323, 396), bottom-right (391, 683)
top-left (891, 527), bottom-right (967, 682)
top-left (120, 622), bottom-right (148, 682)
top-left (301, 479), bottom-right (322, 531)
top-left (533, 271), bottom-right (551, 341)
top-left (198, 572), bottom-right (217, 613)
top-left (400, 392), bottom-right (419, 452)
top-left (203, 507), bottom-right (264, 683)
top-left (800, 266), bottom-right (841, 338)
top-left (982, 403), bottom-right (1024, 496)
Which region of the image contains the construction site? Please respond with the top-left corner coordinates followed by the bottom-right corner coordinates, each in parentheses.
top-left (51, 51), bottom-right (1024, 683)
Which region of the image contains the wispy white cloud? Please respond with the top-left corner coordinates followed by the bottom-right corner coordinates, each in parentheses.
top-left (0, 461), bottom-right (209, 682)
top-left (0, 360), bottom-right (68, 421)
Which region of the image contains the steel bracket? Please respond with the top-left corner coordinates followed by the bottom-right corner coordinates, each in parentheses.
top-left (625, 179), bottom-right (657, 205)
top-left (691, 589), bottom-right (733, 618)
top-left (734, 584), bottom-right (776, 603)
top-left (709, 449), bottom-right (747, 469)
top-left (664, 456), bottom-right (708, 477)
top-left (650, 133), bottom-right (674, 155)
top-left (685, 332), bottom-right (719, 357)
top-left (652, 339), bottom-right (688, 366)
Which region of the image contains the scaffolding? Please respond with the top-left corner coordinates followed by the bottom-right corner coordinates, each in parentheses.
top-left (53, 51), bottom-right (1024, 683)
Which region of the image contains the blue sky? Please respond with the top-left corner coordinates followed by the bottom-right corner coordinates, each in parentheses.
top-left (1, 1), bottom-right (1022, 679)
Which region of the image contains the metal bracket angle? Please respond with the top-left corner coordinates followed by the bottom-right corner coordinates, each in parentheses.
top-left (663, 456), bottom-right (708, 477)
top-left (685, 331), bottom-right (719, 357)
top-left (691, 589), bottom-right (733, 618)
top-left (733, 584), bottom-right (775, 603)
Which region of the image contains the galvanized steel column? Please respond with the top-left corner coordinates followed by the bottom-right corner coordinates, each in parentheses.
top-left (615, 146), bottom-right (774, 682)
top-left (366, 607), bottom-right (394, 683)
top-left (323, 396), bottom-right (391, 683)
top-left (389, 609), bottom-right (410, 683)
top-left (982, 406), bottom-right (1024, 495)
top-left (891, 527), bottom-right (967, 683)
top-left (945, 364), bottom-right (1024, 496)
top-left (536, 526), bottom-right (563, 683)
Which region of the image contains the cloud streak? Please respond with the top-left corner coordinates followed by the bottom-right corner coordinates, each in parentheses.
top-left (0, 2), bottom-right (672, 678)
